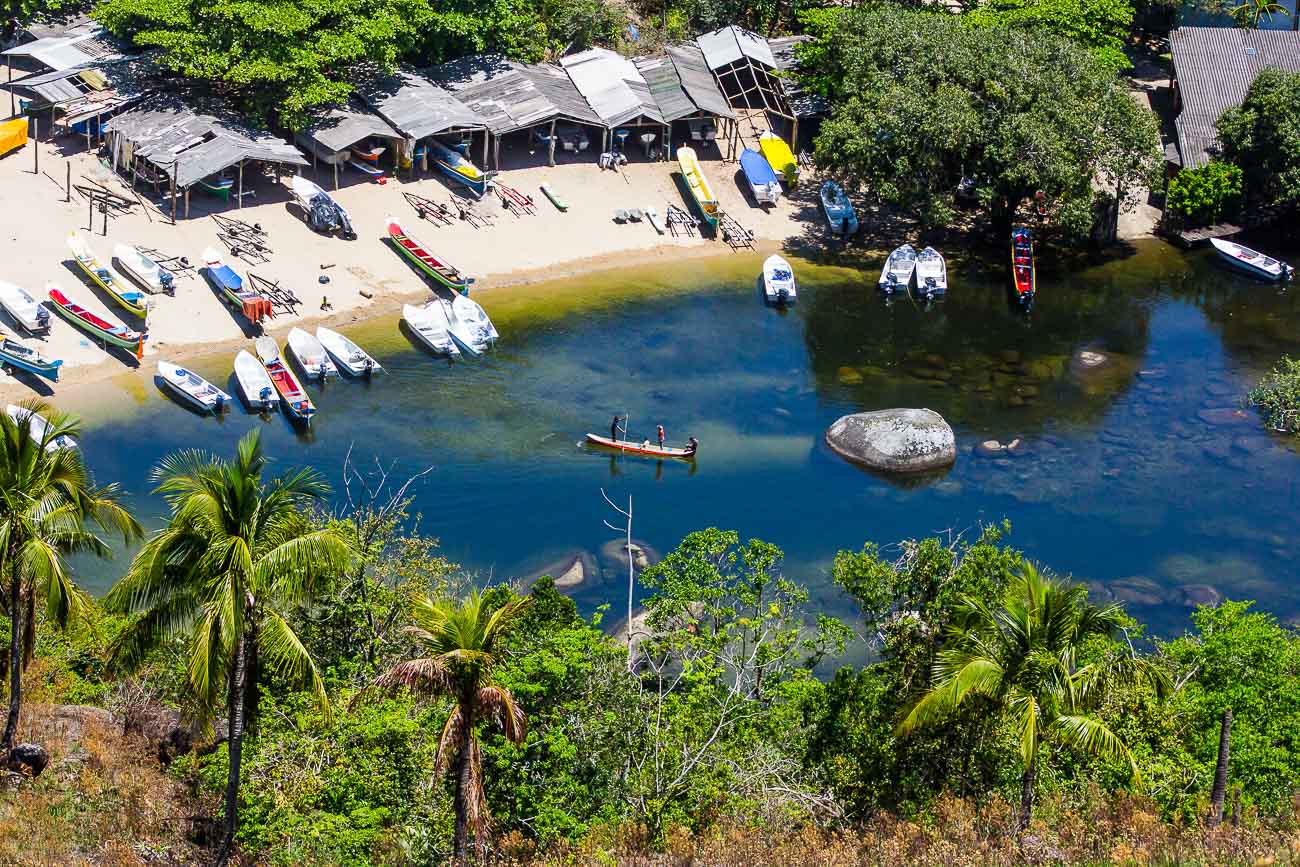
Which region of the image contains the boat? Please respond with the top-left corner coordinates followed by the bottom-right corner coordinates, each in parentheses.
top-left (0, 281), bottom-right (51, 333)
top-left (758, 132), bottom-right (798, 186)
top-left (290, 175), bottom-right (356, 239)
top-left (676, 147), bottom-right (719, 227)
top-left (234, 349), bottom-right (277, 412)
top-left (740, 148), bottom-right (781, 206)
top-left (350, 138), bottom-right (386, 162)
top-left (348, 157), bottom-right (386, 181)
top-left (287, 327), bottom-right (339, 380)
top-left (254, 335), bottom-right (315, 423)
top-left (877, 245), bottom-right (917, 294)
top-left (201, 248), bottom-right (274, 326)
top-left (1011, 227), bottom-right (1035, 307)
top-left (316, 326), bottom-right (381, 377)
top-left (46, 283), bottom-right (146, 357)
top-left (450, 293), bottom-right (498, 347)
top-left (113, 244), bottom-right (175, 295)
top-left (427, 139), bottom-right (488, 197)
top-left (0, 335), bottom-right (61, 381)
top-left (584, 432), bottom-right (698, 460)
top-left (645, 207), bottom-right (664, 235)
top-left (402, 302), bottom-right (461, 358)
top-left (762, 254), bottom-right (797, 305)
top-left (821, 181), bottom-right (858, 236)
top-left (442, 299), bottom-right (484, 358)
top-left (198, 173), bottom-right (234, 200)
top-left (68, 233), bottom-right (148, 318)
top-left (6, 404), bottom-right (76, 451)
top-left (157, 361), bottom-right (231, 413)
top-left (914, 247), bottom-right (948, 300)
top-left (1210, 238), bottom-right (1294, 281)
top-left (540, 183), bottom-right (568, 212)
top-left (386, 216), bottom-right (472, 293)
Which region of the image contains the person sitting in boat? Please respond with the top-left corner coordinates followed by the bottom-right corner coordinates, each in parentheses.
top-left (686, 437), bottom-right (699, 455)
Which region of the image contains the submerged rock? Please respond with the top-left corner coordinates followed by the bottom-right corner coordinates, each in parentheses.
top-left (836, 366), bottom-right (864, 386)
top-left (825, 409), bottom-right (956, 474)
top-left (600, 538), bottom-right (660, 577)
top-left (1180, 584), bottom-right (1222, 607)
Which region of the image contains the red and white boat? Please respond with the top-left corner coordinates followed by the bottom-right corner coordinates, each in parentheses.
top-left (1011, 227), bottom-right (1036, 307)
top-left (584, 433), bottom-right (698, 460)
top-left (254, 336), bottom-right (315, 423)
top-left (1210, 238), bottom-right (1294, 281)
top-left (46, 283), bottom-right (146, 358)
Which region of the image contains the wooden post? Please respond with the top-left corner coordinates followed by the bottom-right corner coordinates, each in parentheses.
top-left (31, 116), bottom-right (37, 175)
top-left (171, 160), bottom-right (178, 224)
top-left (333, 161), bottom-right (338, 190)
top-left (65, 161), bottom-right (70, 202)
top-left (102, 193), bottom-right (109, 236)
top-left (663, 124), bottom-right (669, 161)
top-left (87, 191), bottom-right (93, 230)
top-left (7, 64), bottom-right (12, 118)
top-left (237, 161), bottom-right (244, 209)
top-left (481, 129), bottom-right (488, 170)
top-left (184, 187), bottom-right (190, 219)
top-left (547, 118), bottom-right (556, 167)
top-left (791, 116), bottom-right (799, 155)
top-left (601, 128), bottom-right (608, 155)
top-left (494, 136), bottom-right (501, 170)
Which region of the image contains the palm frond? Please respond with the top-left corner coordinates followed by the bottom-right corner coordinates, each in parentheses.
top-left (1050, 713), bottom-right (1138, 779)
top-left (260, 609), bottom-right (330, 721)
top-left (434, 706), bottom-right (466, 776)
top-left (476, 685), bottom-right (527, 743)
top-left (373, 657), bottom-right (456, 697)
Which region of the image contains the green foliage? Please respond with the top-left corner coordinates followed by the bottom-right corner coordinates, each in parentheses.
top-left (1228, 0), bottom-right (1290, 28)
top-left (964, 0), bottom-right (1135, 73)
top-left (1247, 355), bottom-right (1300, 435)
top-left (1166, 161), bottom-right (1243, 226)
top-left (1, 0), bottom-right (85, 32)
top-left (805, 8), bottom-right (1161, 238)
top-left (1217, 68), bottom-right (1300, 206)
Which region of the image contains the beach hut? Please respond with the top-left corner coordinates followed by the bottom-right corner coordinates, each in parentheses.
top-left (354, 67), bottom-right (490, 180)
top-left (1, 57), bottom-right (150, 146)
top-left (559, 48), bottom-right (669, 159)
top-left (635, 45), bottom-right (736, 160)
top-left (295, 102), bottom-right (403, 188)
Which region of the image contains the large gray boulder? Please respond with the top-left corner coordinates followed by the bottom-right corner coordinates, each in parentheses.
top-left (825, 409), bottom-right (956, 474)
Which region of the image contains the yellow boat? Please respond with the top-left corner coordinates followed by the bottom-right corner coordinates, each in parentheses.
top-left (676, 146), bottom-right (719, 227)
top-left (759, 132), bottom-right (799, 186)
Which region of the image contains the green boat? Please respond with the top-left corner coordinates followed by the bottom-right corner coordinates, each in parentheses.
top-left (386, 215), bottom-right (472, 293)
top-left (541, 183), bottom-right (568, 212)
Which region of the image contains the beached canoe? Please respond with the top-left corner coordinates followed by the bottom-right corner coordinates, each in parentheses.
top-left (46, 283), bottom-right (146, 357)
top-left (677, 146), bottom-right (719, 227)
top-left (0, 281), bottom-right (51, 333)
top-left (6, 404), bottom-right (76, 451)
top-left (403, 302), bottom-right (461, 358)
top-left (317, 326), bottom-right (381, 377)
top-left (198, 174), bottom-right (234, 200)
top-left (348, 158), bottom-right (386, 182)
top-left (540, 183), bottom-right (568, 212)
top-left (584, 432), bottom-right (698, 460)
top-left (255, 335), bottom-right (315, 423)
top-left (0, 334), bottom-right (61, 381)
top-left (68, 232), bottom-right (148, 318)
top-left (386, 216), bottom-right (472, 293)
top-left (202, 248), bottom-right (274, 326)
top-left (157, 361), bottom-right (231, 413)
top-left (758, 132), bottom-right (798, 186)
top-left (1210, 237), bottom-right (1294, 281)
top-left (113, 244), bottom-right (175, 295)
top-left (287, 326), bottom-right (339, 380)
top-left (427, 140), bottom-right (488, 197)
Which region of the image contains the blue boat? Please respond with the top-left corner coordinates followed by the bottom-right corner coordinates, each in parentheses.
top-left (740, 149), bottom-right (781, 206)
top-left (820, 180), bottom-right (858, 236)
top-left (427, 140), bottom-right (488, 197)
top-left (0, 335), bottom-right (62, 381)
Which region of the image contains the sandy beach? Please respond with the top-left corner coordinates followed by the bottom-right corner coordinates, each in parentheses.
top-left (0, 133), bottom-right (817, 403)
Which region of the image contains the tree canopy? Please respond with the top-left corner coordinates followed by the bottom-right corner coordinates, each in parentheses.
top-left (1217, 67), bottom-right (1300, 207)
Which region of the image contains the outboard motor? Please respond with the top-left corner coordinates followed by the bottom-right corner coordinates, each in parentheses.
top-left (259, 386), bottom-right (274, 411)
top-left (158, 268), bottom-right (175, 294)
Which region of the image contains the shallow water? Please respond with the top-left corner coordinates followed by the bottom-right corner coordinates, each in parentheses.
top-left (70, 237), bottom-right (1300, 635)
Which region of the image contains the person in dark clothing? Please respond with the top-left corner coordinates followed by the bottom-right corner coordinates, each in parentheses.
top-left (686, 436), bottom-right (699, 455)
top-left (611, 415), bottom-right (622, 442)
top-left (656, 424), bottom-right (665, 448)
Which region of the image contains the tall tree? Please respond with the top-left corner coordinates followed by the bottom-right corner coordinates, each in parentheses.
top-left (1217, 68), bottom-right (1300, 207)
top-left (106, 430), bottom-right (351, 865)
top-left (371, 589), bottom-right (529, 865)
top-left (0, 401), bottom-right (140, 755)
top-left (898, 564), bottom-right (1167, 831)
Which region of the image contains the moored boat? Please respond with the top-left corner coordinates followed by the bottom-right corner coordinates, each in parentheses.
top-left (762, 254), bottom-right (797, 305)
top-left (46, 283), bottom-right (146, 357)
top-left (584, 432), bottom-right (698, 460)
top-left (442, 299), bottom-right (484, 358)
top-left (758, 132), bottom-right (798, 186)
top-left (198, 174), bottom-right (234, 200)
top-left (255, 335), bottom-right (315, 423)
top-left (202, 248), bottom-right (274, 326)
top-left (0, 281), bottom-right (50, 333)
top-left (450, 294), bottom-right (498, 348)
top-left (915, 247), bottom-right (948, 300)
top-left (113, 244), bottom-right (175, 295)
top-left (386, 216), bottom-right (472, 293)
top-left (427, 139), bottom-right (488, 197)
top-left (287, 327), bottom-right (339, 380)
top-left (1011, 227), bottom-right (1036, 307)
top-left (402, 302), bottom-right (460, 358)
top-left (1210, 238), bottom-right (1294, 281)
top-left (877, 245), bottom-right (917, 294)
top-left (6, 404), bottom-right (76, 451)
top-left (68, 232), bottom-right (148, 318)
top-left (676, 146), bottom-right (719, 227)
top-left (234, 349), bottom-right (277, 412)
top-left (316, 326), bottom-right (381, 377)
top-left (0, 334), bottom-right (62, 381)
top-left (157, 361), bottom-right (231, 413)
top-left (740, 149), bottom-right (781, 207)
top-left (821, 181), bottom-right (858, 236)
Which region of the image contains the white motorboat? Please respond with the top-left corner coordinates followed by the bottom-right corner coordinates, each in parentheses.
top-left (6, 404), bottom-right (76, 451)
top-left (316, 326), bottom-right (381, 377)
top-left (113, 244), bottom-right (175, 294)
top-left (1210, 238), bottom-right (1294, 281)
top-left (402, 302), bottom-right (460, 358)
top-left (234, 349), bottom-right (277, 411)
top-left (878, 244), bottom-right (917, 294)
top-left (157, 361), bottom-right (231, 413)
top-left (762, 254), bottom-right (797, 305)
top-left (287, 327), bottom-right (339, 379)
top-left (914, 247), bottom-right (948, 299)
top-left (450, 294), bottom-right (498, 348)
top-left (290, 175), bottom-right (356, 239)
top-left (0, 281), bottom-right (51, 333)
top-left (441, 299), bottom-right (483, 358)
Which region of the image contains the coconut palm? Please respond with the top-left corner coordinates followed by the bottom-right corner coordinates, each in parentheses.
top-left (898, 563), bottom-right (1168, 832)
top-left (1230, 0), bottom-right (1289, 28)
top-left (372, 590), bottom-right (529, 865)
top-left (0, 400), bottom-right (140, 755)
top-left (106, 430), bottom-right (350, 865)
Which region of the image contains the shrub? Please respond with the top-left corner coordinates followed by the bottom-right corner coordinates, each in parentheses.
top-left (1166, 161), bottom-right (1243, 225)
top-left (1247, 355), bottom-right (1300, 434)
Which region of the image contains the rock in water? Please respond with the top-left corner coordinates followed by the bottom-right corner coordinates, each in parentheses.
top-left (825, 409), bottom-right (956, 473)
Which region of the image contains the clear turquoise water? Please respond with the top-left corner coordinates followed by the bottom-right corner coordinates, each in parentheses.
top-left (71, 237), bottom-right (1300, 634)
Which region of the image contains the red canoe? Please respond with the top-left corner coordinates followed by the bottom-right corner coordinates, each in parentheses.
top-left (47, 286), bottom-right (146, 358)
top-left (1011, 227), bottom-right (1035, 305)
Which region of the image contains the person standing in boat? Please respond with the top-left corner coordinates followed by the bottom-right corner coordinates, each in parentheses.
top-left (656, 424), bottom-right (665, 449)
top-left (611, 415), bottom-right (623, 442)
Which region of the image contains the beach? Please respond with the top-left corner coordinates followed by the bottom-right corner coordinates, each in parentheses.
top-left (0, 134), bottom-right (815, 401)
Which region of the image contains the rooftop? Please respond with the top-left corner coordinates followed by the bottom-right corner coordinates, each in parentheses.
top-left (429, 54), bottom-right (602, 134)
top-left (355, 67), bottom-right (487, 140)
top-left (559, 48), bottom-right (665, 128)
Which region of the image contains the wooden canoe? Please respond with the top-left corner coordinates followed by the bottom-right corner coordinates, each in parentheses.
top-left (386, 216), bottom-right (471, 292)
top-left (585, 433), bottom-right (697, 460)
top-left (46, 285), bottom-right (146, 357)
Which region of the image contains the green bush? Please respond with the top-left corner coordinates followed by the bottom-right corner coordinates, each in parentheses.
top-left (1166, 161), bottom-right (1243, 225)
top-left (1247, 355), bottom-right (1300, 435)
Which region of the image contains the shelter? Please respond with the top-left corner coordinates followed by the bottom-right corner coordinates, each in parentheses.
top-left (296, 102), bottom-right (403, 188)
top-left (429, 54), bottom-right (603, 167)
top-left (696, 25), bottom-right (803, 148)
top-left (354, 67), bottom-right (489, 174)
top-left (635, 46), bottom-right (737, 158)
top-left (1, 24), bottom-right (124, 76)
top-left (560, 48), bottom-right (668, 158)
top-left (103, 97), bottom-right (308, 218)
top-left (1169, 26), bottom-right (1300, 168)
top-left (2, 58), bottom-right (151, 143)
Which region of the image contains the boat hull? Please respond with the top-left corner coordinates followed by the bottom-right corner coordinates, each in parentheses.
top-left (386, 218), bottom-right (470, 292)
top-left (47, 288), bottom-right (146, 353)
top-left (0, 340), bottom-right (60, 381)
top-left (677, 147), bottom-right (720, 227)
top-left (585, 433), bottom-right (696, 460)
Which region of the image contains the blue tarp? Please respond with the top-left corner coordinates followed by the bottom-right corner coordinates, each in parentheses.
top-left (740, 148), bottom-right (778, 187)
top-left (209, 264), bottom-right (242, 292)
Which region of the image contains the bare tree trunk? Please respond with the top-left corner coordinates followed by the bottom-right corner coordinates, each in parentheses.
top-left (452, 696), bottom-right (476, 866)
top-left (1209, 707), bottom-right (1232, 827)
top-left (1016, 755), bottom-right (1037, 833)
top-left (216, 635), bottom-right (249, 867)
top-left (1, 574), bottom-right (22, 755)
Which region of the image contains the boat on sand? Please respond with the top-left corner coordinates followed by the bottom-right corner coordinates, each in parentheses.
top-left (68, 232), bottom-right (148, 318)
top-left (202, 248), bottom-right (274, 326)
top-left (386, 216), bottom-right (472, 293)
top-left (740, 149), bottom-right (781, 206)
top-left (0, 281), bottom-right (50, 333)
top-left (677, 146), bottom-right (719, 227)
top-left (113, 244), bottom-right (175, 295)
top-left (403, 302), bottom-right (460, 358)
top-left (820, 181), bottom-right (858, 236)
top-left (0, 334), bottom-right (61, 381)
top-left (46, 283), bottom-right (146, 357)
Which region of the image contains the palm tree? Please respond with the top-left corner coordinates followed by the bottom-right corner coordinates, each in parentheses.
top-left (898, 564), bottom-right (1167, 832)
top-left (106, 430), bottom-right (350, 865)
top-left (0, 401), bottom-right (140, 755)
top-left (372, 590), bottom-right (529, 865)
top-left (1230, 0), bottom-right (1289, 28)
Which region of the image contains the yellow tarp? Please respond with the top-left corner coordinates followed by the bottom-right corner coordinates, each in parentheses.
top-left (0, 118), bottom-right (27, 159)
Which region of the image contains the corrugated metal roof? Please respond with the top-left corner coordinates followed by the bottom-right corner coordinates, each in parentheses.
top-left (3, 58), bottom-right (151, 123)
top-left (300, 103), bottom-right (401, 154)
top-left (768, 35), bottom-right (828, 119)
top-left (104, 98), bottom-right (307, 189)
top-left (354, 67), bottom-right (486, 140)
top-left (3, 28), bottom-right (123, 71)
top-left (560, 48), bottom-right (665, 127)
top-left (429, 54), bottom-right (602, 134)
top-left (634, 55), bottom-right (696, 122)
top-left (1171, 26), bottom-right (1300, 168)
top-left (665, 44), bottom-right (733, 118)
top-left (697, 26), bottom-right (776, 71)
